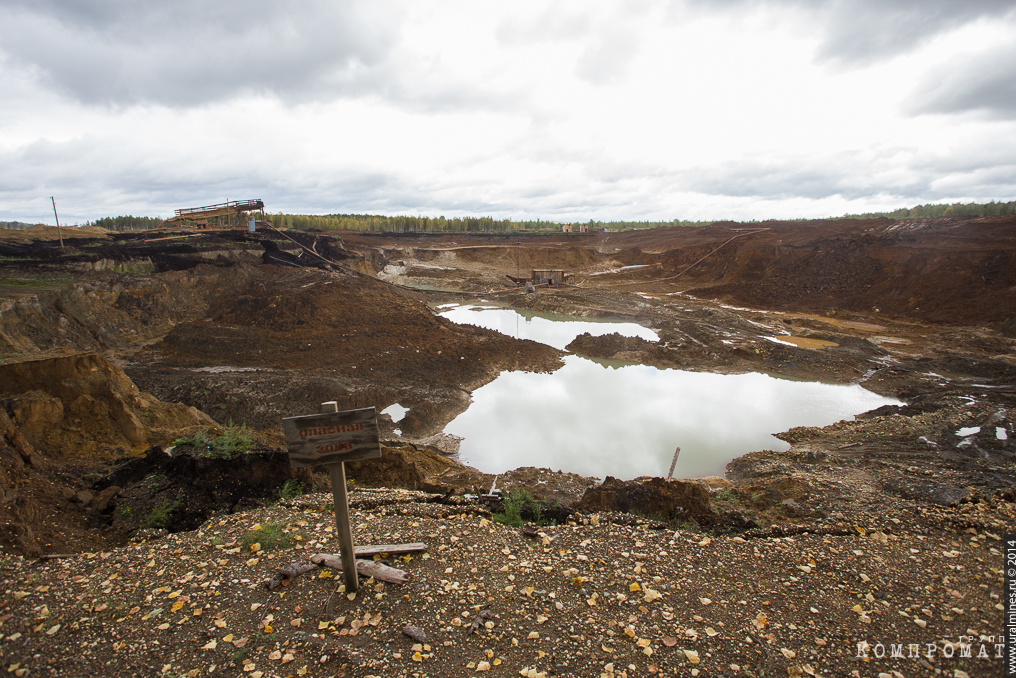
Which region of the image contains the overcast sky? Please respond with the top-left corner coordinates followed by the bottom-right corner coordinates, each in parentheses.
top-left (1, 0), bottom-right (1014, 224)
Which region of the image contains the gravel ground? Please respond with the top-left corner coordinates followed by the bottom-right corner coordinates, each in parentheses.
top-left (1, 488), bottom-right (1011, 678)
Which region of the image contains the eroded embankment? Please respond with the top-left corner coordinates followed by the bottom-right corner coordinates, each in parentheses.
top-left (2, 222), bottom-right (1015, 560)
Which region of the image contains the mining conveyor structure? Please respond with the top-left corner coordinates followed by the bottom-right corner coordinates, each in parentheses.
top-left (167, 199), bottom-right (266, 229)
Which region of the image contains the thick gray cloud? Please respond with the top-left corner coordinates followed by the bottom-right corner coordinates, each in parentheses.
top-left (0, 0), bottom-right (400, 107)
top-left (680, 161), bottom-right (871, 200)
top-left (676, 143), bottom-right (1016, 202)
top-left (812, 0), bottom-right (1015, 66)
top-left (904, 42), bottom-right (1016, 119)
top-left (682, 0), bottom-right (1015, 66)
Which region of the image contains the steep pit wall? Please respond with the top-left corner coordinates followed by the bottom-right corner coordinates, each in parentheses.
top-left (0, 353), bottom-right (214, 459)
top-left (0, 272), bottom-right (212, 357)
top-left (0, 353), bottom-right (216, 555)
top-left (654, 217), bottom-right (1016, 326)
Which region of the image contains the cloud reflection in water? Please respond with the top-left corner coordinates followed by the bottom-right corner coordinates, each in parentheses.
top-left (445, 355), bottom-right (897, 479)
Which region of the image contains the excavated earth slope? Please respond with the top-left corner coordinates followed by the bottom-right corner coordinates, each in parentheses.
top-left (0, 220), bottom-right (1013, 677)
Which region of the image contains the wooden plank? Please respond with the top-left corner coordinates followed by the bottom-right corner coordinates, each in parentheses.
top-left (310, 553), bottom-right (409, 584)
top-left (355, 559), bottom-right (409, 583)
top-left (329, 462), bottom-right (358, 593)
top-left (312, 401), bottom-right (360, 594)
top-left (353, 542), bottom-right (428, 557)
top-left (282, 406), bottom-right (380, 468)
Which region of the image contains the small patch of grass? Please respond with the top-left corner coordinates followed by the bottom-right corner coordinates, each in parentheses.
top-left (230, 648), bottom-right (251, 665)
top-left (493, 489), bottom-right (546, 528)
top-left (208, 420), bottom-right (255, 459)
top-left (173, 428), bottom-right (212, 449)
top-left (239, 520), bottom-right (304, 552)
top-left (717, 489), bottom-right (741, 505)
top-left (274, 479), bottom-right (304, 502)
top-left (173, 421), bottom-right (254, 460)
top-left (143, 505), bottom-right (170, 529)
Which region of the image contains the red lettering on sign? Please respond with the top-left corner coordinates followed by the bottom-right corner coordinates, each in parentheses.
top-left (299, 423), bottom-right (364, 438)
top-left (315, 442), bottom-right (354, 454)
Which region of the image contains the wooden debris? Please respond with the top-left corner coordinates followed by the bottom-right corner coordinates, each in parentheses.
top-left (353, 542), bottom-right (428, 557)
top-left (263, 562), bottom-right (318, 591)
top-left (469, 609), bottom-right (497, 633)
top-left (402, 625), bottom-right (427, 643)
top-left (355, 560), bottom-right (409, 583)
top-left (310, 553), bottom-right (410, 584)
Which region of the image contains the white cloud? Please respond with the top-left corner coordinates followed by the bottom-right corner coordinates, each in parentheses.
top-left (905, 42), bottom-right (1016, 120)
top-left (0, 0), bottom-right (1013, 223)
top-left (0, 0), bottom-right (401, 107)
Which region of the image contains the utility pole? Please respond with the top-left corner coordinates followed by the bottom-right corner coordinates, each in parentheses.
top-left (50, 197), bottom-right (64, 248)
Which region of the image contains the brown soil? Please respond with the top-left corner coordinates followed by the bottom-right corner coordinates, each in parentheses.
top-left (0, 219), bottom-right (1013, 676)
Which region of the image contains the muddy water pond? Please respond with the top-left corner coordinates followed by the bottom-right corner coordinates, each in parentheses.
top-left (438, 305), bottom-right (898, 480)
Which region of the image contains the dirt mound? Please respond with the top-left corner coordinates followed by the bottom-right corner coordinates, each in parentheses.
top-left (143, 264), bottom-right (561, 384)
top-left (0, 225), bottom-right (109, 242)
top-left (346, 442), bottom-right (489, 494)
top-left (641, 217), bottom-right (1016, 326)
top-left (0, 354), bottom-right (219, 555)
top-left (576, 476), bottom-right (714, 524)
top-left (0, 353), bottom-right (214, 459)
top-left (566, 331), bottom-right (671, 363)
top-left (96, 444), bottom-right (313, 537)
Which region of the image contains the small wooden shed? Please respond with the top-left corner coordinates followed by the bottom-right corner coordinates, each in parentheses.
top-left (532, 269), bottom-right (565, 286)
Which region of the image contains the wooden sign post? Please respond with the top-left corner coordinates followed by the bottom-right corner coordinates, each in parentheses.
top-left (282, 402), bottom-right (381, 593)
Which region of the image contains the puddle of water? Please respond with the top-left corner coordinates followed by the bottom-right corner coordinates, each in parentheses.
top-left (444, 355), bottom-right (898, 480)
top-left (382, 403), bottom-right (408, 423)
top-left (438, 304), bottom-right (659, 350)
top-left (765, 336), bottom-right (840, 349)
top-left (190, 366), bottom-right (264, 373)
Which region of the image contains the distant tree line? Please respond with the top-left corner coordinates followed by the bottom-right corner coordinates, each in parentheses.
top-left (271, 213), bottom-right (716, 233)
top-left (84, 215), bottom-right (167, 231)
top-left (587, 219), bottom-right (714, 230)
top-left (54, 200), bottom-right (1016, 237)
top-left (845, 200), bottom-right (1016, 220)
top-left (272, 212), bottom-right (562, 233)
top-left (0, 221), bottom-right (39, 230)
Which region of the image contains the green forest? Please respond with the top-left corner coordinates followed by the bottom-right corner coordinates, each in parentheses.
top-left (5, 200), bottom-right (1013, 235)
top-left (84, 215), bottom-right (167, 231)
top-left (843, 200), bottom-right (1016, 220)
top-left (271, 213), bottom-right (716, 233)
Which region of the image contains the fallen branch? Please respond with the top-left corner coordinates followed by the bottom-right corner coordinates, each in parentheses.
top-left (264, 562), bottom-right (318, 590)
top-left (355, 559), bottom-right (410, 583)
top-left (310, 553), bottom-right (410, 584)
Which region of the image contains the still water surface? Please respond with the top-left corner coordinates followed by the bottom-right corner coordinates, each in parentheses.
top-left (438, 304), bottom-right (658, 350)
top-left (438, 305), bottom-right (898, 479)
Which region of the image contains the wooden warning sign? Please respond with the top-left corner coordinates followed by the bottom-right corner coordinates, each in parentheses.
top-left (282, 406), bottom-right (380, 469)
top-left (282, 403), bottom-right (382, 593)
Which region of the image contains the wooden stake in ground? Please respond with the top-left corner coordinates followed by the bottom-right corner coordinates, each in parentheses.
top-left (50, 196), bottom-right (64, 249)
top-left (282, 401), bottom-right (381, 593)
top-left (667, 446), bottom-right (681, 480)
